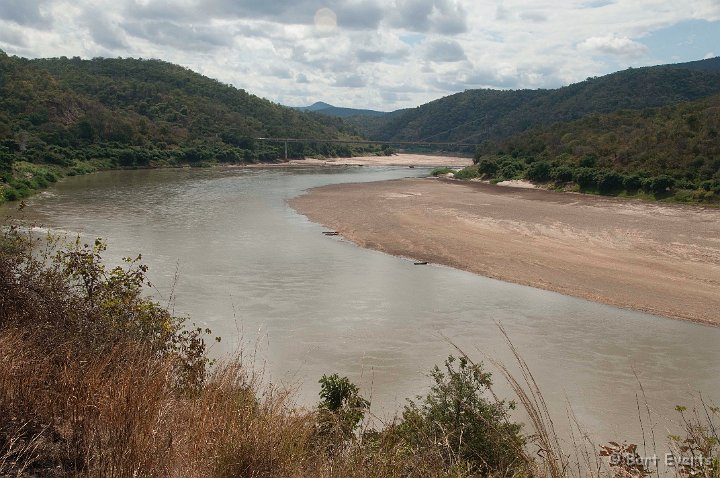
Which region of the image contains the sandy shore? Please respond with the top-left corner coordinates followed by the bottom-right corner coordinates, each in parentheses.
top-left (287, 154), bottom-right (473, 167)
top-left (290, 178), bottom-right (720, 325)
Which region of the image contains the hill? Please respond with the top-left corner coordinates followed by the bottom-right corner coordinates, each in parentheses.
top-left (293, 101), bottom-right (388, 118)
top-left (447, 94), bottom-right (720, 203)
top-left (0, 52), bottom-right (376, 202)
top-left (351, 58), bottom-right (720, 144)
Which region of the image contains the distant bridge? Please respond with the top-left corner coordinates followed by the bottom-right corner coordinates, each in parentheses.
top-left (254, 137), bottom-right (481, 159)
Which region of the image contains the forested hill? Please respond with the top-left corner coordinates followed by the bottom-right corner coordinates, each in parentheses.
top-left (440, 93), bottom-right (720, 204)
top-left (0, 52), bottom-right (360, 173)
top-left (349, 59), bottom-right (720, 144)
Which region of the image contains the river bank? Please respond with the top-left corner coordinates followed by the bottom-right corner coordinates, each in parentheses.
top-left (290, 178), bottom-right (720, 325)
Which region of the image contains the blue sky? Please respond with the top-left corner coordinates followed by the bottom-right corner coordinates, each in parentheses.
top-left (641, 20), bottom-right (719, 62)
top-left (0, 0), bottom-right (719, 110)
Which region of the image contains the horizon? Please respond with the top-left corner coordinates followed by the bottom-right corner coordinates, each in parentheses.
top-left (2, 48), bottom-right (718, 114)
top-left (1, 1), bottom-right (719, 111)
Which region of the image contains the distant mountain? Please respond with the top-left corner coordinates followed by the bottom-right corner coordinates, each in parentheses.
top-left (294, 102), bottom-right (388, 118)
top-left (349, 57), bottom-right (720, 144)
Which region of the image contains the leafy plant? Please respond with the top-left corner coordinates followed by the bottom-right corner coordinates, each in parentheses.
top-left (317, 374), bottom-right (369, 441)
top-left (398, 355), bottom-right (526, 475)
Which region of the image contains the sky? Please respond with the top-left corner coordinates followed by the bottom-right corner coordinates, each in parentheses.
top-left (1, 0), bottom-right (719, 111)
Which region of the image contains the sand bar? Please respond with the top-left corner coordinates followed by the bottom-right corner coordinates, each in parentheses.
top-left (290, 178), bottom-right (720, 325)
top-left (287, 153), bottom-right (473, 168)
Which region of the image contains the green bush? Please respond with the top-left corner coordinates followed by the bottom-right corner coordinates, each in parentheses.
top-left (551, 165), bottom-right (574, 182)
top-left (3, 186), bottom-right (19, 201)
top-left (623, 174), bottom-right (643, 191)
top-left (497, 161), bottom-right (525, 180)
top-left (477, 158), bottom-right (499, 175)
top-left (596, 170), bottom-right (624, 193)
top-left (526, 160), bottom-right (552, 182)
top-left (454, 167), bottom-right (480, 179)
top-left (317, 374), bottom-right (369, 441)
top-left (574, 167), bottom-right (598, 189)
top-left (431, 167), bottom-right (454, 176)
top-left (647, 175), bottom-right (676, 195)
top-left (398, 355), bottom-right (526, 475)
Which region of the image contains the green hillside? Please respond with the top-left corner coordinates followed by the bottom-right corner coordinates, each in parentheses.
top-left (448, 94), bottom-right (720, 203)
top-left (0, 52), bottom-right (369, 203)
top-left (352, 60), bottom-right (720, 144)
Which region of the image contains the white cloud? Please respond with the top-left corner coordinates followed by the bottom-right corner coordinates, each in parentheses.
top-left (578, 35), bottom-right (650, 58)
top-left (0, 0), bottom-right (718, 110)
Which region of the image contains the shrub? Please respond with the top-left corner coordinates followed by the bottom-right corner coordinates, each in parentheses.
top-left (497, 161), bottom-right (525, 180)
top-left (648, 175), bottom-right (676, 195)
top-left (526, 160), bottom-right (552, 182)
top-left (398, 355), bottom-right (526, 475)
top-left (477, 158), bottom-right (499, 176)
top-left (579, 154), bottom-right (598, 168)
top-left (454, 167), bottom-right (480, 179)
top-left (596, 170), bottom-right (624, 193)
top-left (623, 174), bottom-right (643, 191)
top-left (551, 165), bottom-right (574, 182)
top-left (574, 167), bottom-right (598, 189)
top-left (317, 374), bottom-right (369, 442)
top-left (431, 167), bottom-right (454, 176)
top-left (0, 232), bottom-right (213, 391)
top-left (2, 186), bottom-right (19, 201)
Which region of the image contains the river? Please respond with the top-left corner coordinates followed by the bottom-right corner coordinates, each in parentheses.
top-left (3, 165), bottom-right (719, 446)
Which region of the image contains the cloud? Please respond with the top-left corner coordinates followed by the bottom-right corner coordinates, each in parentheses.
top-left (0, 0), bottom-right (51, 29)
top-left (334, 74), bottom-right (367, 88)
top-left (0, 22), bottom-right (28, 47)
top-left (0, 0), bottom-right (718, 110)
top-left (519, 11), bottom-right (548, 23)
top-left (578, 35), bottom-right (650, 58)
top-left (123, 20), bottom-right (233, 51)
top-left (389, 0), bottom-right (467, 34)
top-left (424, 39), bottom-right (466, 62)
top-left (200, 0), bottom-right (385, 30)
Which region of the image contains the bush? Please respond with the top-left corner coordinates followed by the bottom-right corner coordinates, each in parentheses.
top-left (497, 161), bottom-right (525, 180)
top-left (574, 167), bottom-right (598, 189)
top-left (0, 232), bottom-right (213, 391)
top-left (526, 160), bottom-right (552, 182)
top-left (477, 158), bottom-right (499, 176)
top-left (2, 186), bottom-right (19, 201)
top-left (454, 167), bottom-right (480, 179)
top-left (551, 165), bottom-right (574, 182)
top-left (579, 154), bottom-right (597, 168)
top-left (317, 374), bottom-right (369, 442)
top-left (623, 174), bottom-right (643, 191)
top-left (596, 170), bottom-right (624, 193)
top-left (431, 167), bottom-right (454, 176)
top-left (647, 175), bottom-right (676, 195)
top-left (398, 355), bottom-right (526, 475)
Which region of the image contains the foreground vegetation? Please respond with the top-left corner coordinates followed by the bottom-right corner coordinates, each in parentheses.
top-left (1, 228), bottom-right (718, 477)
